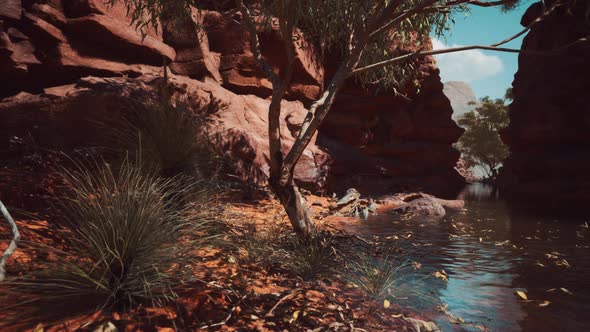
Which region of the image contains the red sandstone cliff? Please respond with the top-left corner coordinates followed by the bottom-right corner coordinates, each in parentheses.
top-left (319, 42), bottom-right (464, 194)
top-left (1, 0), bottom-right (464, 195)
top-left (499, 0), bottom-right (590, 211)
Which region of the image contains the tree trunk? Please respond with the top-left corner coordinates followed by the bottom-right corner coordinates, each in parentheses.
top-left (269, 171), bottom-right (314, 236)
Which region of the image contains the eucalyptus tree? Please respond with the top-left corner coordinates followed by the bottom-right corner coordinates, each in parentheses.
top-left (114, 0), bottom-right (584, 237)
top-left (457, 96), bottom-right (510, 179)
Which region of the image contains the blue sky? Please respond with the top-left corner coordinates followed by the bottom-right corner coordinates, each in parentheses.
top-left (431, 1), bottom-right (533, 99)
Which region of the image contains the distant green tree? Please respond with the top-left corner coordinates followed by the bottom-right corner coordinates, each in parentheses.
top-left (457, 92), bottom-right (510, 179)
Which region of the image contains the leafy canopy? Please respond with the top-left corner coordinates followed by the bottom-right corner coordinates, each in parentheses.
top-left (109, 0), bottom-right (493, 94)
top-left (456, 92), bottom-right (511, 178)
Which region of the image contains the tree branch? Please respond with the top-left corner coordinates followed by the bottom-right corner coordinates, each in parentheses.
top-left (0, 200), bottom-right (20, 282)
top-left (367, 0), bottom-right (404, 34)
top-left (268, 0), bottom-right (299, 176)
top-left (350, 35), bottom-right (589, 77)
top-left (278, 0), bottom-right (297, 86)
top-left (280, 54), bottom-right (362, 185)
top-left (370, 0), bottom-right (440, 38)
top-left (234, 0), bottom-right (279, 86)
top-left (460, 0), bottom-right (517, 7)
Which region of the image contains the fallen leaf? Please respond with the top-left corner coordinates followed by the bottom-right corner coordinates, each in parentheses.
top-left (555, 259), bottom-right (571, 268)
top-left (292, 310), bottom-right (300, 321)
top-left (93, 322), bottom-right (117, 332)
top-left (538, 301), bottom-right (551, 307)
top-left (435, 271), bottom-right (448, 282)
top-left (33, 324), bottom-right (44, 332)
top-left (516, 291), bottom-right (528, 300)
top-left (383, 299), bottom-right (391, 309)
top-left (560, 288), bottom-right (574, 295)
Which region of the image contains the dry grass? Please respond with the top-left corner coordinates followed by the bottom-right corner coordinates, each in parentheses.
top-left (0, 159), bottom-right (218, 328)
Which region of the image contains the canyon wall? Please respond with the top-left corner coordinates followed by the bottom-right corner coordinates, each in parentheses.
top-left (1, 0), bottom-right (464, 196)
top-left (319, 47), bottom-right (465, 194)
top-left (499, 0), bottom-right (590, 212)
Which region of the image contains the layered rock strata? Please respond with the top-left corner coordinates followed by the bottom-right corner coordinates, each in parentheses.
top-left (1, 0), bottom-right (464, 195)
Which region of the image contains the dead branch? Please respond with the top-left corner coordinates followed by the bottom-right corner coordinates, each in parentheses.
top-left (0, 200), bottom-right (20, 282)
top-left (266, 288), bottom-right (303, 317)
top-left (198, 294), bottom-right (247, 329)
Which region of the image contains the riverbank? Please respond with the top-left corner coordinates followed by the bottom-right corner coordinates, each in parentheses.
top-left (0, 177), bottom-right (443, 331)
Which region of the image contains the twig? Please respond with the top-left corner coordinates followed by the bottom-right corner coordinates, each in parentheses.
top-left (0, 200), bottom-right (20, 282)
top-left (324, 224), bottom-right (373, 246)
top-left (266, 288), bottom-right (303, 317)
top-left (198, 294), bottom-right (247, 329)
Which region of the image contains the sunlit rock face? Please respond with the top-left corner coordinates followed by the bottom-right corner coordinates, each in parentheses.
top-left (0, 0), bottom-right (463, 194)
top-left (0, 0), bottom-right (328, 190)
top-left (499, 0), bottom-right (590, 211)
top-left (443, 81), bottom-right (477, 121)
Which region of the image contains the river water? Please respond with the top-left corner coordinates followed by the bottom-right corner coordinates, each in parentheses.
top-left (346, 183), bottom-right (590, 331)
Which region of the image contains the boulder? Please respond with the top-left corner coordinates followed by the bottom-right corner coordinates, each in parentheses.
top-left (394, 196), bottom-right (446, 220)
top-left (377, 192), bottom-right (464, 220)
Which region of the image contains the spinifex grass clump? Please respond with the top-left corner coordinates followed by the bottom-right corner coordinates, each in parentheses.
top-left (0, 159), bottom-right (215, 326)
top-left (108, 97), bottom-right (221, 179)
top-left (229, 221), bottom-right (337, 280)
top-left (281, 231), bottom-right (338, 280)
top-left (346, 255), bottom-right (413, 301)
top-left (345, 253), bottom-right (436, 307)
top-left (231, 219), bottom-right (287, 265)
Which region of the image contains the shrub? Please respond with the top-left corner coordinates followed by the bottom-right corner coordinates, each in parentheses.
top-left (0, 159), bottom-right (216, 326)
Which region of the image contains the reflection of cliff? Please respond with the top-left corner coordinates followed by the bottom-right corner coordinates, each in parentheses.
top-left (1, 0), bottom-right (464, 195)
top-left (499, 0), bottom-right (590, 212)
top-left (508, 208), bottom-right (590, 332)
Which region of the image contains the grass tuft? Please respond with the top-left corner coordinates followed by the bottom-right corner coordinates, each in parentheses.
top-left (0, 159), bottom-right (216, 327)
top-left (280, 231), bottom-right (338, 280)
top-left (104, 98), bottom-right (221, 179)
top-left (345, 253), bottom-right (438, 308)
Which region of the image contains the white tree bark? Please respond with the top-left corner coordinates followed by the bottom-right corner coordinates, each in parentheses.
top-left (0, 200), bottom-right (20, 282)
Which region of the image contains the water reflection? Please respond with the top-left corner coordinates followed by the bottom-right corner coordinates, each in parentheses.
top-left (344, 183), bottom-right (590, 331)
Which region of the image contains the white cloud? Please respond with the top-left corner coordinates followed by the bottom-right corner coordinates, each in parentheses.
top-left (431, 38), bottom-right (504, 82)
